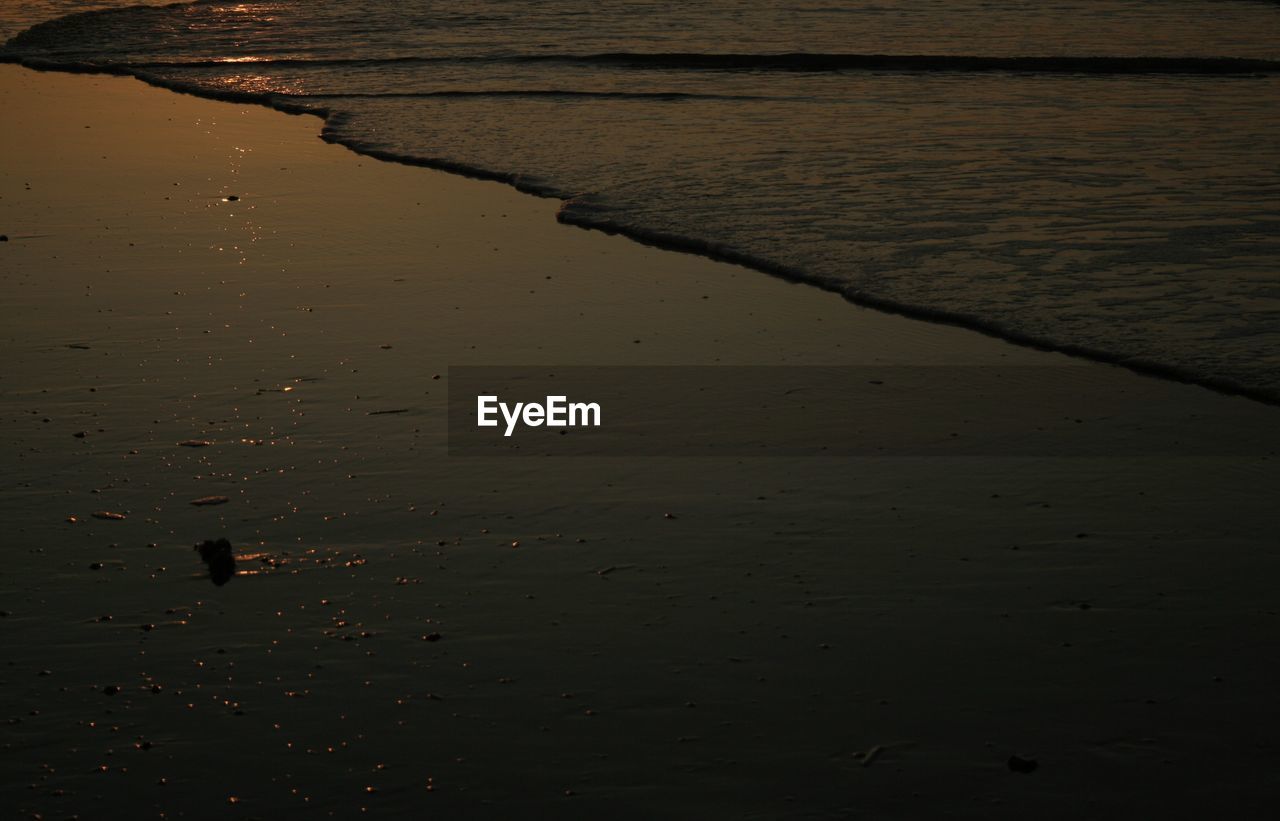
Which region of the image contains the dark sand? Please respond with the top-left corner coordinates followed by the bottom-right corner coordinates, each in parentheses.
top-left (2, 66), bottom-right (1279, 819)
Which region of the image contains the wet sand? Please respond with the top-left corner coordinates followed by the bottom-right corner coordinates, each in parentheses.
top-left (2, 65), bottom-right (1279, 819)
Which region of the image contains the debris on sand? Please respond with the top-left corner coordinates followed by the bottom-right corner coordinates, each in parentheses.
top-left (178, 439), bottom-right (213, 447)
top-left (190, 495), bottom-right (230, 506)
top-left (91, 511), bottom-right (127, 520)
top-left (195, 538), bottom-right (236, 586)
top-left (1007, 754), bottom-right (1038, 773)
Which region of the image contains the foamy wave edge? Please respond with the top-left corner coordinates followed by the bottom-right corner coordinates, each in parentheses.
top-left (2, 27), bottom-right (1277, 407)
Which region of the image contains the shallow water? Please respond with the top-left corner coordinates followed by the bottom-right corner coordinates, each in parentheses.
top-left (2, 0), bottom-right (1279, 398)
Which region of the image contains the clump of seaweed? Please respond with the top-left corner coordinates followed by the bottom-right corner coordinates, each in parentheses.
top-left (195, 538), bottom-right (236, 586)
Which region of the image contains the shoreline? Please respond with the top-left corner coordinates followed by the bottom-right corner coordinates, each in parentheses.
top-left (4, 55), bottom-right (1277, 406)
top-left (4, 65), bottom-right (1280, 819)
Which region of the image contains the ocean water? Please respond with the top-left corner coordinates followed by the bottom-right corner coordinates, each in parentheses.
top-left (3, 0), bottom-right (1278, 399)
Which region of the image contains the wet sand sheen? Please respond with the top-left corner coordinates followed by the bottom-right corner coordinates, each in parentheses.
top-left (2, 66), bottom-right (1279, 818)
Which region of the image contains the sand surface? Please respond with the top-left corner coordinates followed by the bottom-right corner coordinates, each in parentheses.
top-left (2, 66), bottom-right (1279, 819)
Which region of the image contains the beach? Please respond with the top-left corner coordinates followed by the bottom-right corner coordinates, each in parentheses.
top-left (3, 62), bottom-right (1280, 821)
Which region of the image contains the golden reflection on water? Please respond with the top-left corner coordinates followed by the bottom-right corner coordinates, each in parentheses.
top-left (207, 56), bottom-right (273, 64)
top-left (211, 72), bottom-right (307, 96)
top-left (198, 3), bottom-right (282, 27)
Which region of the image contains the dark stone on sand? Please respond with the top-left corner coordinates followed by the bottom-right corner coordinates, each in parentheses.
top-left (195, 538), bottom-right (236, 586)
top-left (103, 685), bottom-right (120, 695)
top-left (0, 235), bottom-right (7, 242)
top-left (1007, 755), bottom-right (1038, 773)
top-left (225, 195), bottom-right (239, 201)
